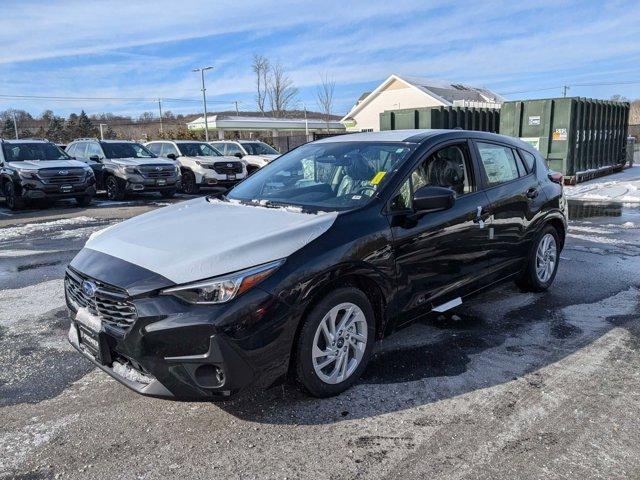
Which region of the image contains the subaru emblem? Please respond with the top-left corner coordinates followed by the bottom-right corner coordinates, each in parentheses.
top-left (155, 166), bottom-right (162, 171)
top-left (58, 170), bottom-right (68, 175)
top-left (227, 163), bottom-right (233, 168)
top-left (82, 280), bottom-right (97, 297)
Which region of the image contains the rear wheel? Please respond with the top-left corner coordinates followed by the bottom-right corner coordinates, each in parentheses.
top-left (75, 195), bottom-right (92, 207)
top-left (516, 225), bottom-right (560, 292)
top-left (181, 170), bottom-right (199, 194)
top-left (295, 288), bottom-right (375, 397)
top-left (3, 181), bottom-right (25, 211)
top-left (105, 176), bottom-right (125, 201)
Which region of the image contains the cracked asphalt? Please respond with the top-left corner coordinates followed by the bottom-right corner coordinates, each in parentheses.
top-left (1, 192), bottom-right (640, 479)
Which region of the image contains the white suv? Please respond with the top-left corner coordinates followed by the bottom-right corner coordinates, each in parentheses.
top-left (145, 140), bottom-right (247, 194)
top-left (209, 140), bottom-right (280, 175)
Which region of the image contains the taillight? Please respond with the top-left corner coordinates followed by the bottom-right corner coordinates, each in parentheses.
top-left (548, 171), bottom-right (563, 184)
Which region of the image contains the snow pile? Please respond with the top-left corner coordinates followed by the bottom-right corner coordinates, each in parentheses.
top-left (0, 216), bottom-right (101, 242)
top-left (565, 165), bottom-right (640, 203)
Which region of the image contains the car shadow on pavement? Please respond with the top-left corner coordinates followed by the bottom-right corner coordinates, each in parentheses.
top-left (214, 284), bottom-right (640, 425)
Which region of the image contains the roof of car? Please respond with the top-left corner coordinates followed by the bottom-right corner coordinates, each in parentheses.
top-left (0, 138), bottom-right (54, 144)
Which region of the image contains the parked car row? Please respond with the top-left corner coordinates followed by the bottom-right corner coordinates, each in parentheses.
top-left (0, 137), bottom-right (280, 210)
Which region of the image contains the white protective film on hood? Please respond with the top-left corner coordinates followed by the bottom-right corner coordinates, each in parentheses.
top-left (111, 158), bottom-right (175, 167)
top-left (85, 198), bottom-right (338, 284)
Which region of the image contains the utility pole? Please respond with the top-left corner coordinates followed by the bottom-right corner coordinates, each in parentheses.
top-left (193, 66), bottom-right (213, 141)
top-left (99, 123), bottom-right (107, 140)
top-left (158, 99), bottom-right (163, 135)
top-left (234, 101), bottom-right (239, 116)
top-left (11, 111), bottom-right (18, 139)
top-left (562, 85), bottom-right (570, 98)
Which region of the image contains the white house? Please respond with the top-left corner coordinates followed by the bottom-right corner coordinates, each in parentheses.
top-left (341, 74), bottom-right (505, 132)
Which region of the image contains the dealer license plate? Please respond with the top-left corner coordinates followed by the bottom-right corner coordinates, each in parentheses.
top-left (227, 174), bottom-right (236, 181)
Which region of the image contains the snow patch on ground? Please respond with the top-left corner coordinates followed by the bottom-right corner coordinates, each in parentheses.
top-left (565, 166), bottom-right (640, 203)
top-left (562, 287), bottom-right (639, 332)
top-left (0, 280), bottom-right (65, 327)
top-left (568, 225), bottom-right (612, 235)
top-left (0, 217), bottom-right (98, 242)
top-left (567, 232), bottom-right (629, 245)
top-left (0, 414), bottom-right (79, 472)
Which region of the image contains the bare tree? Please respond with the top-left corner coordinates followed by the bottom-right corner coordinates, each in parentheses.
top-left (629, 99), bottom-right (640, 125)
top-left (267, 62), bottom-right (299, 117)
top-left (316, 73), bottom-right (336, 130)
top-left (252, 54), bottom-right (270, 115)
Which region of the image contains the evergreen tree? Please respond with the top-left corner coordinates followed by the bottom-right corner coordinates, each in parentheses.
top-left (2, 118), bottom-right (16, 138)
top-left (64, 113), bottom-right (79, 141)
top-left (46, 117), bottom-right (66, 143)
top-left (77, 110), bottom-right (97, 138)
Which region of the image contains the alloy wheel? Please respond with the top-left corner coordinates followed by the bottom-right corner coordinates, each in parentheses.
top-left (106, 178), bottom-right (117, 200)
top-left (312, 302), bottom-right (368, 384)
top-left (535, 233), bottom-right (557, 283)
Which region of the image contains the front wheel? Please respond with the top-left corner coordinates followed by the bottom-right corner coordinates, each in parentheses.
top-left (3, 181), bottom-right (25, 211)
top-left (295, 288), bottom-right (375, 397)
top-left (105, 176), bottom-right (125, 201)
top-left (160, 189), bottom-right (176, 198)
top-left (181, 170), bottom-right (199, 194)
top-left (516, 225), bottom-right (560, 292)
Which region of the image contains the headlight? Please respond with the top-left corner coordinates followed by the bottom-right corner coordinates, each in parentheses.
top-left (160, 259), bottom-right (284, 304)
top-left (118, 165), bottom-right (137, 174)
top-left (18, 169), bottom-right (39, 179)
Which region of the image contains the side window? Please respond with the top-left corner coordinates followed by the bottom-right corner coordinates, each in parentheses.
top-left (161, 143), bottom-right (179, 156)
top-left (213, 143), bottom-right (226, 154)
top-left (390, 143), bottom-right (474, 211)
top-left (146, 143), bottom-right (162, 155)
top-left (519, 150), bottom-right (536, 173)
top-left (66, 144), bottom-right (76, 156)
top-left (86, 142), bottom-right (103, 158)
top-left (73, 142), bottom-right (87, 158)
top-left (476, 142), bottom-right (520, 186)
top-left (225, 143), bottom-right (242, 155)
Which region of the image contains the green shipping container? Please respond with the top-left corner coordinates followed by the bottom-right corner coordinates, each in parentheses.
top-left (379, 106), bottom-right (500, 133)
top-left (499, 97), bottom-right (630, 179)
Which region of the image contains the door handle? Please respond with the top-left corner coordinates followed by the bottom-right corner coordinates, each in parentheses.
top-left (526, 187), bottom-right (539, 199)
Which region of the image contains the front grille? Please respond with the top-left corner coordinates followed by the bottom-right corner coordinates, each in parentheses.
top-left (138, 165), bottom-right (176, 179)
top-left (213, 161), bottom-right (243, 174)
top-left (65, 269), bottom-right (137, 330)
top-left (38, 168), bottom-right (87, 185)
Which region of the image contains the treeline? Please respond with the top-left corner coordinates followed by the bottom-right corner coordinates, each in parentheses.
top-left (0, 109), bottom-right (203, 143)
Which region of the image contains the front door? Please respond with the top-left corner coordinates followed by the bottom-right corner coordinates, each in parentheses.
top-left (389, 141), bottom-right (493, 324)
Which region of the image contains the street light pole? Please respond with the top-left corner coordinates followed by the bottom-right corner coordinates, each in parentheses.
top-left (193, 66), bottom-right (213, 141)
top-left (99, 123), bottom-right (107, 140)
top-left (158, 99), bottom-right (163, 135)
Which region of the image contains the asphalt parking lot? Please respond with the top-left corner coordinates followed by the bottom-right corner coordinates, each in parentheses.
top-left (1, 193), bottom-right (640, 479)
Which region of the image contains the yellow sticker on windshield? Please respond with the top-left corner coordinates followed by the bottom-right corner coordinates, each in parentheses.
top-left (371, 171), bottom-right (387, 185)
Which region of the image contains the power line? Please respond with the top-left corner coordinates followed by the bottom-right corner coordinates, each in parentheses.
top-left (500, 79), bottom-right (640, 96)
top-left (0, 93), bottom-right (240, 104)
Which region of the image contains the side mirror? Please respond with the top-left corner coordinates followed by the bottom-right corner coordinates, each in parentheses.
top-left (233, 152), bottom-right (243, 159)
top-left (89, 155), bottom-right (100, 162)
top-left (412, 186), bottom-right (455, 214)
top-left (166, 153), bottom-right (177, 160)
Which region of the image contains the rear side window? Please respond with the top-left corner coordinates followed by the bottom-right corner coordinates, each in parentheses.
top-left (86, 142), bottom-right (103, 158)
top-left (146, 143), bottom-right (162, 155)
top-left (519, 150), bottom-right (536, 173)
top-left (476, 142), bottom-right (520, 186)
top-left (72, 142), bottom-right (87, 158)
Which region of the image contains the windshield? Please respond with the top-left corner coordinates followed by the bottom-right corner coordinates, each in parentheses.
top-left (177, 143), bottom-right (221, 157)
top-left (240, 142), bottom-right (279, 156)
top-left (101, 142), bottom-right (155, 159)
top-left (227, 141), bottom-right (415, 211)
top-left (2, 142), bottom-right (70, 162)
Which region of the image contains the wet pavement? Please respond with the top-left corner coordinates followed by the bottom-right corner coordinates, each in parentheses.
top-left (1, 193), bottom-right (640, 479)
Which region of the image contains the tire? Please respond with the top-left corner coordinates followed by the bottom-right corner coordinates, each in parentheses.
top-left (246, 165), bottom-right (259, 176)
top-left (160, 189), bottom-right (176, 199)
top-left (295, 287), bottom-right (375, 398)
top-left (515, 225), bottom-right (560, 292)
top-left (3, 181), bottom-right (25, 211)
top-left (105, 176), bottom-right (125, 201)
top-left (181, 170), bottom-right (199, 194)
top-left (75, 196), bottom-right (92, 207)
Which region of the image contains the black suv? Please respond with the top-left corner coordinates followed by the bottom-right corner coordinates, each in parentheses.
top-left (66, 139), bottom-right (180, 200)
top-left (66, 130), bottom-right (567, 400)
top-left (0, 139), bottom-right (96, 210)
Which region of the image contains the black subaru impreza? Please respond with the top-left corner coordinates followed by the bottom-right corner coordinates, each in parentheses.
top-left (66, 129), bottom-right (567, 399)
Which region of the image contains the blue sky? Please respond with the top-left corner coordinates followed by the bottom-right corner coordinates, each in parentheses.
top-left (0, 0), bottom-right (638, 118)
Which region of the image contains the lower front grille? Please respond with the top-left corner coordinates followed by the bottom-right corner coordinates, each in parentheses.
top-left (65, 269), bottom-right (137, 330)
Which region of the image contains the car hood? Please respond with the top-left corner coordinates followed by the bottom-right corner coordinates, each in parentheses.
top-left (187, 155), bottom-right (240, 165)
top-left (8, 159), bottom-right (88, 169)
top-left (244, 154), bottom-right (279, 162)
top-left (84, 197), bottom-right (338, 284)
top-left (110, 157), bottom-right (175, 167)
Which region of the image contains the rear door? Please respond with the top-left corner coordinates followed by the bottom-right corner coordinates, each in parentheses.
top-left (472, 140), bottom-right (545, 277)
top-left (389, 140), bottom-right (493, 323)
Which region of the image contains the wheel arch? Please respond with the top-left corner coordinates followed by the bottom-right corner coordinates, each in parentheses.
top-left (545, 215), bottom-right (566, 250)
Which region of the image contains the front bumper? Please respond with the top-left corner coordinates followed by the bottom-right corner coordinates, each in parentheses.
top-left (20, 180), bottom-right (96, 200)
top-left (125, 176), bottom-right (180, 193)
top-left (65, 266), bottom-right (297, 400)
